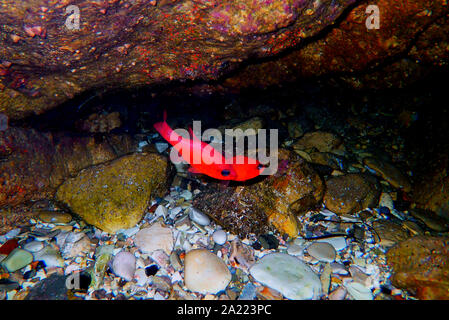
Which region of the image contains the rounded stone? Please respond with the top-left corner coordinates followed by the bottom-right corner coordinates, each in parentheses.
top-left (37, 211), bottom-right (72, 224)
top-left (307, 242), bottom-right (336, 262)
top-left (1, 248), bottom-right (34, 272)
top-left (188, 207), bottom-right (210, 226)
top-left (112, 251), bottom-right (136, 282)
top-left (212, 230), bottom-right (227, 245)
top-left (134, 222), bottom-right (173, 255)
top-left (23, 241), bottom-right (44, 253)
top-left (249, 252), bottom-right (321, 300)
top-left (184, 249), bottom-right (231, 294)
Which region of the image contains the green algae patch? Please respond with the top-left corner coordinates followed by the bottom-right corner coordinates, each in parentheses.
top-left (56, 152), bottom-right (170, 233)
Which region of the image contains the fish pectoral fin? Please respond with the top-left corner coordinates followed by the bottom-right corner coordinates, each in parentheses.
top-left (188, 166), bottom-right (202, 174)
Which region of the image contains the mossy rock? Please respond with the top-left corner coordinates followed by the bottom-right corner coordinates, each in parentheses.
top-left (56, 152), bottom-right (170, 233)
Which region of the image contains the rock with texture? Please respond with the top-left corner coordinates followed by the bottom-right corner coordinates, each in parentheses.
top-left (292, 131), bottom-right (344, 154)
top-left (134, 222), bottom-right (174, 255)
top-left (250, 253), bottom-right (322, 300)
top-left (386, 236), bottom-right (449, 299)
top-left (323, 173), bottom-right (381, 215)
top-left (37, 211), bottom-right (72, 224)
top-left (193, 149), bottom-right (324, 238)
top-left (56, 153), bottom-right (170, 233)
top-left (372, 220), bottom-right (411, 247)
top-left (0, 127), bottom-right (137, 207)
top-left (184, 249), bottom-right (231, 294)
top-left (363, 157), bottom-right (411, 192)
top-left (0, 0), bottom-right (356, 120)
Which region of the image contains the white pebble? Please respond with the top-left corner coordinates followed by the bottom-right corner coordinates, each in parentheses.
top-left (23, 241), bottom-right (44, 253)
top-left (188, 207), bottom-right (210, 226)
top-left (112, 251), bottom-right (136, 282)
top-left (212, 230), bottom-right (227, 245)
top-left (345, 281), bottom-right (373, 300)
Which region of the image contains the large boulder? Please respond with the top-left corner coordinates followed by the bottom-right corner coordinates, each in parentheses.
top-left (387, 236), bottom-right (449, 300)
top-left (56, 152), bottom-right (171, 233)
top-left (0, 127), bottom-right (136, 207)
top-left (193, 149), bottom-right (324, 238)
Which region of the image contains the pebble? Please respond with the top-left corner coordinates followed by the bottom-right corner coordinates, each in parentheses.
top-left (37, 211), bottom-right (72, 224)
top-left (249, 253), bottom-right (322, 300)
top-left (330, 262), bottom-right (349, 275)
top-left (112, 251), bottom-right (136, 282)
top-left (188, 207), bottom-right (210, 226)
top-left (315, 236), bottom-right (347, 251)
top-left (61, 234), bottom-right (92, 258)
top-left (4, 228), bottom-right (21, 240)
top-left (345, 281), bottom-right (374, 300)
top-left (212, 230), bottom-right (227, 245)
top-left (155, 142), bottom-right (169, 153)
top-left (378, 193), bottom-right (394, 211)
top-left (169, 206), bottom-right (183, 219)
top-left (154, 205), bottom-right (168, 219)
top-left (307, 242), bottom-right (336, 262)
top-left (179, 190), bottom-right (193, 201)
top-left (134, 222), bottom-right (173, 255)
top-left (1, 248), bottom-right (34, 272)
top-left (238, 282), bottom-right (257, 300)
top-left (116, 226), bottom-right (140, 238)
top-left (134, 268), bottom-right (148, 286)
top-left (33, 246), bottom-right (65, 268)
top-left (184, 249), bottom-right (231, 294)
top-left (328, 287), bottom-right (347, 300)
top-left (23, 241), bottom-right (44, 253)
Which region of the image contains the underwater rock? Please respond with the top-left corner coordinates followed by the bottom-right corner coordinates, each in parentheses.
top-left (413, 154), bottom-right (449, 221)
top-left (292, 131), bottom-right (345, 154)
top-left (386, 236), bottom-right (449, 300)
top-left (75, 112), bottom-right (122, 133)
top-left (0, 0), bottom-right (356, 120)
top-left (372, 220), bottom-right (411, 247)
top-left (193, 149), bottom-right (324, 238)
top-left (55, 153), bottom-right (170, 233)
top-left (1, 248), bottom-right (33, 272)
top-left (249, 252), bottom-right (322, 300)
top-left (112, 250), bottom-right (136, 282)
top-left (184, 249), bottom-right (231, 295)
top-left (408, 208), bottom-right (449, 232)
top-left (223, 0), bottom-right (449, 90)
top-left (323, 173), bottom-right (381, 215)
top-left (0, 127), bottom-right (137, 207)
top-left (134, 222), bottom-right (174, 255)
top-left (363, 157), bottom-right (412, 192)
top-left (37, 211), bottom-right (72, 224)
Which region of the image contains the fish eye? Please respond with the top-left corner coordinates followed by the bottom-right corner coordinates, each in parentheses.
top-left (221, 169), bottom-right (230, 176)
top-left (257, 163), bottom-right (266, 169)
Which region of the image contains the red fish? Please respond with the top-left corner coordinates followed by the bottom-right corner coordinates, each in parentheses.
top-left (153, 112), bottom-right (265, 181)
top-left (154, 111), bottom-right (237, 180)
